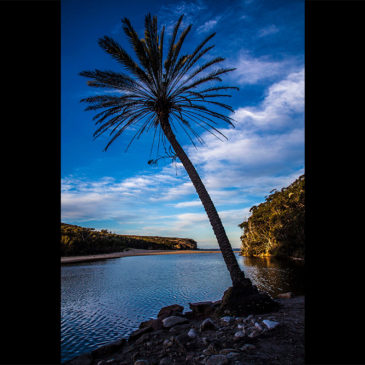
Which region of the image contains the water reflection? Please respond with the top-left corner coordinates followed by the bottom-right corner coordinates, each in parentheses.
top-left (238, 255), bottom-right (305, 297)
top-left (61, 253), bottom-right (304, 363)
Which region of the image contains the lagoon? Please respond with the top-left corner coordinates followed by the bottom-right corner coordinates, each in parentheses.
top-left (61, 252), bottom-right (304, 363)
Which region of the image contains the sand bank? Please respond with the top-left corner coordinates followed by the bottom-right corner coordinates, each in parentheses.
top-left (61, 249), bottom-right (222, 264)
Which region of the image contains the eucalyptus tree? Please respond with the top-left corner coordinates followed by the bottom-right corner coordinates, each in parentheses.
top-left (80, 14), bottom-right (273, 306)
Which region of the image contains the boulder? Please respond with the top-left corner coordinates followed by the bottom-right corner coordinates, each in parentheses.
top-left (157, 304), bottom-right (184, 319)
top-left (139, 318), bottom-right (163, 331)
top-left (205, 354), bottom-right (229, 365)
top-left (129, 327), bottom-right (153, 342)
top-left (262, 319), bottom-right (279, 330)
top-left (162, 315), bottom-right (188, 328)
top-left (200, 318), bottom-right (217, 331)
top-left (189, 301), bottom-right (215, 317)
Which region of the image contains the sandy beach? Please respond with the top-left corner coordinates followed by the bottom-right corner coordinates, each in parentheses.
top-left (61, 249), bottom-right (222, 264)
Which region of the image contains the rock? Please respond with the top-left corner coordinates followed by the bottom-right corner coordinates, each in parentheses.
top-left (234, 330), bottom-right (245, 339)
top-left (175, 333), bottom-right (190, 346)
top-left (219, 348), bottom-right (240, 355)
top-left (168, 323), bottom-right (190, 333)
top-left (189, 301), bottom-right (215, 317)
top-left (139, 318), bottom-right (163, 331)
top-left (129, 327), bottom-right (153, 342)
top-left (205, 354), bottom-right (229, 365)
top-left (247, 329), bottom-right (260, 338)
top-left (91, 338), bottom-right (126, 357)
top-left (157, 304), bottom-right (184, 319)
top-left (188, 328), bottom-right (198, 338)
top-left (159, 358), bottom-right (170, 365)
top-left (184, 311), bottom-right (195, 319)
top-left (277, 292), bottom-right (292, 299)
top-left (67, 353), bottom-right (93, 365)
top-left (226, 352), bottom-right (240, 360)
top-left (254, 322), bottom-right (264, 331)
top-left (220, 316), bottom-right (234, 324)
top-left (240, 344), bottom-right (256, 352)
top-left (134, 361), bottom-right (149, 365)
top-left (200, 318), bottom-right (217, 331)
top-left (162, 315), bottom-right (188, 328)
top-left (262, 319), bottom-right (279, 330)
top-left (237, 323), bottom-right (245, 329)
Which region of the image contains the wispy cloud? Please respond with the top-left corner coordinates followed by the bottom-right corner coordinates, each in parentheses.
top-left (196, 16), bottom-right (221, 33)
top-left (257, 24), bottom-right (279, 37)
top-left (229, 52), bottom-right (298, 85)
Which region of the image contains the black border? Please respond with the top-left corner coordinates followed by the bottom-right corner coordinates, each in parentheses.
top-left (305, 1), bottom-right (365, 364)
top-left (1, 1), bottom-right (61, 364)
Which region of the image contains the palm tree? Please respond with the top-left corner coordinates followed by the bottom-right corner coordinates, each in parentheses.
top-left (80, 14), bottom-right (277, 312)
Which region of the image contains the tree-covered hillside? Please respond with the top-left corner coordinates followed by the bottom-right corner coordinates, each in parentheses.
top-left (61, 223), bottom-right (197, 256)
top-left (239, 175), bottom-right (304, 259)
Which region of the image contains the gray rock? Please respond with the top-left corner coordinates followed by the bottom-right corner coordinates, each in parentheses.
top-left (226, 352), bottom-right (240, 360)
top-left (205, 354), bottom-right (229, 365)
top-left (188, 328), bottom-right (197, 338)
top-left (247, 329), bottom-right (260, 338)
top-left (234, 330), bottom-right (245, 338)
top-left (134, 360), bottom-right (149, 365)
top-left (220, 316), bottom-right (234, 324)
top-left (162, 315), bottom-right (188, 328)
top-left (240, 344), bottom-right (256, 352)
top-left (262, 319), bottom-right (279, 330)
top-left (254, 322), bottom-right (264, 331)
top-left (200, 318), bottom-right (217, 331)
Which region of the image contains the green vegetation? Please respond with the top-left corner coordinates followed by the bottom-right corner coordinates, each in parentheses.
top-left (239, 175), bottom-right (305, 259)
top-left (61, 223), bottom-right (197, 256)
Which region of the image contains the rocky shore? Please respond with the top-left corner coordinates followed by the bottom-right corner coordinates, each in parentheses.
top-left (66, 294), bottom-right (304, 365)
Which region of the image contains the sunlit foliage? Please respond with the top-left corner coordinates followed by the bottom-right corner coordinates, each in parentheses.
top-left (239, 175), bottom-right (305, 259)
top-left (61, 223), bottom-right (197, 256)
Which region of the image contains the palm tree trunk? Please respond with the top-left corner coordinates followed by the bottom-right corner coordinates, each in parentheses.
top-left (160, 119), bottom-right (252, 288)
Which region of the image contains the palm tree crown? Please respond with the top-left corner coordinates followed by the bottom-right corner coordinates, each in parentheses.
top-left (80, 14), bottom-right (238, 154)
top-left (80, 14), bottom-right (256, 290)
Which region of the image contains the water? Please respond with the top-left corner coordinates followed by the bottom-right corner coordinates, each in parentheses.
top-left (61, 253), bottom-right (304, 363)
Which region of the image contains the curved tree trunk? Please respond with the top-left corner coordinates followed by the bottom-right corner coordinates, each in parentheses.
top-left (160, 119), bottom-right (253, 288)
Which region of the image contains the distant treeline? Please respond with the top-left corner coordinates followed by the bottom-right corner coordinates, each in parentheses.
top-left (61, 223), bottom-right (197, 256)
top-left (239, 175), bottom-right (305, 259)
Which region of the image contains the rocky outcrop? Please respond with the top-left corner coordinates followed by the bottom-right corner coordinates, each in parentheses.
top-left (65, 295), bottom-right (304, 365)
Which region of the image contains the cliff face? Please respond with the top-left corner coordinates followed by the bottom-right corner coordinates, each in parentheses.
top-left (239, 175), bottom-right (305, 260)
top-left (61, 223), bottom-right (197, 256)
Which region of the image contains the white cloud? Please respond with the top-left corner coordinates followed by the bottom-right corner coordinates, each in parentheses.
top-left (257, 24), bottom-right (279, 37)
top-left (196, 16), bottom-right (221, 33)
top-left (229, 52), bottom-right (298, 85)
top-left (174, 200), bottom-right (202, 208)
top-left (186, 69), bottom-right (304, 194)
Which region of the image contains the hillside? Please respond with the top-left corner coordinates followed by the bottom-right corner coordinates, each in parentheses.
top-left (239, 175), bottom-right (305, 259)
top-left (61, 223), bottom-right (197, 256)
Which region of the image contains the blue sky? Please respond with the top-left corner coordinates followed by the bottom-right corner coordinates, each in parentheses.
top-left (61, 0), bottom-right (304, 248)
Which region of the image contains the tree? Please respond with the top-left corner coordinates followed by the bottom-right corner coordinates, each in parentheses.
top-left (80, 14), bottom-right (277, 313)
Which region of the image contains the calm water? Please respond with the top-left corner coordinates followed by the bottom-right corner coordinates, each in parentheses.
top-left (61, 253), bottom-right (304, 363)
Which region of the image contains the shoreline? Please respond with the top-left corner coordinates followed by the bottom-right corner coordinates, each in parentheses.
top-left (61, 249), bottom-right (224, 265)
top-left (66, 295), bottom-right (304, 364)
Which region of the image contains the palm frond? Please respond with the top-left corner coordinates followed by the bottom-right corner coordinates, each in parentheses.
top-left (80, 14), bottom-right (238, 155)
